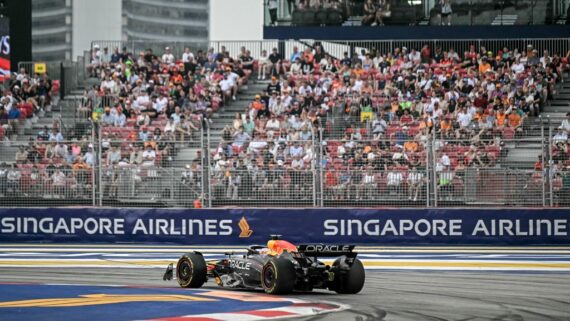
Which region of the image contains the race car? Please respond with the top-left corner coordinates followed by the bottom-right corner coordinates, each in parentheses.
top-left (163, 236), bottom-right (365, 294)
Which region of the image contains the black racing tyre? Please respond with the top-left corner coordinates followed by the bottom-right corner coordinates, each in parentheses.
top-left (261, 257), bottom-right (296, 294)
top-left (176, 253), bottom-right (207, 288)
top-left (330, 258), bottom-right (365, 294)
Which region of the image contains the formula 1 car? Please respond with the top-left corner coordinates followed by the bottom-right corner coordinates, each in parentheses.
top-left (163, 236), bottom-right (365, 294)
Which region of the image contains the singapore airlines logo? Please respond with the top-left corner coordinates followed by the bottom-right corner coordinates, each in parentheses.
top-left (0, 294), bottom-right (214, 307)
top-left (238, 217), bottom-right (253, 238)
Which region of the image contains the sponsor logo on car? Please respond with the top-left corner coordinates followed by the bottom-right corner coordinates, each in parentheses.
top-left (228, 259), bottom-right (252, 270)
top-left (301, 244), bottom-right (353, 253)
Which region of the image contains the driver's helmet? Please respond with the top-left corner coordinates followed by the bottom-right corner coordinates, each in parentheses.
top-left (266, 239), bottom-right (297, 256)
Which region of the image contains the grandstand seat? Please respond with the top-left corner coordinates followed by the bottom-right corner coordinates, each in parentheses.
top-left (503, 127), bottom-right (515, 140)
top-left (408, 126), bottom-right (420, 136)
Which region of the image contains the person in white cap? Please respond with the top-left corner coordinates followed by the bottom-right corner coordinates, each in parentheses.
top-left (88, 45), bottom-right (102, 77)
top-left (84, 144), bottom-right (96, 167)
top-left (162, 47), bottom-right (175, 65)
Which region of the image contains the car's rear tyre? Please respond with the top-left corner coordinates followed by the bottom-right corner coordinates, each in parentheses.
top-left (261, 257), bottom-right (296, 294)
top-left (330, 258), bottom-right (365, 294)
top-left (176, 253), bottom-right (207, 288)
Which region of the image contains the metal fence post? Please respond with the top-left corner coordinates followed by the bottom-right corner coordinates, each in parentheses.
top-left (312, 128), bottom-right (317, 207)
top-left (431, 133), bottom-right (438, 207)
top-left (319, 128), bottom-right (325, 207)
top-left (206, 123), bottom-right (213, 208)
top-left (541, 116), bottom-right (546, 207)
top-left (548, 117), bottom-right (554, 207)
top-left (199, 125), bottom-right (205, 208)
top-left (91, 123), bottom-right (96, 207)
top-left (97, 123), bottom-right (103, 207)
top-left (426, 137), bottom-right (431, 208)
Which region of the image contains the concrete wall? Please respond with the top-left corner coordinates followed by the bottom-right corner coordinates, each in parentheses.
top-left (209, 0), bottom-right (264, 41)
top-left (72, 0), bottom-right (122, 59)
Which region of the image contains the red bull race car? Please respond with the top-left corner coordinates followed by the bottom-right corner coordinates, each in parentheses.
top-left (163, 236), bottom-right (365, 294)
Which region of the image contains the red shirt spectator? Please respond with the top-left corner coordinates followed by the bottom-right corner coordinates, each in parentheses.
top-left (325, 170), bottom-right (338, 187)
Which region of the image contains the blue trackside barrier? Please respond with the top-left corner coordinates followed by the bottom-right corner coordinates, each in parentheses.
top-left (0, 208), bottom-right (569, 245)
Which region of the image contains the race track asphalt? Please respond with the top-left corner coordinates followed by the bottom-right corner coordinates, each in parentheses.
top-left (1, 267), bottom-right (568, 321)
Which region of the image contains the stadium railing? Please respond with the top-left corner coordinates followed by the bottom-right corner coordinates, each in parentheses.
top-left (91, 38), bottom-right (570, 63)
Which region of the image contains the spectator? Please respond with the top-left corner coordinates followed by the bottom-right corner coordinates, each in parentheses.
top-left (407, 166), bottom-right (425, 201)
top-left (0, 162), bottom-right (7, 194)
top-left (15, 146), bottom-right (28, 164)
top-left (438, 165), bottom-right (454, 199)
top-left (51, 168), bottom-right (67, 198)
top-left (376, 0), bottom-right (391, 26)
top-left (386, 169), bottom-right (403, 194)
top-left (129, 145), bottom-right (143, 165)
top-left (48, 128), bottom-right (64, 142)
top-left (162, 47), bottom-right (175, 65)
top-left (142, 144), bottom-right (156, 167)
top-left (6, 164), bottom-right (21, 196)
top-left (101, 107), bottom-right (116, 126)
top-left (268, 48), bottom-right (284, 77)
top-left (106, 145), bottom-right (121, 166)
top-left (561, 112), bottom-right (570, 134)
top-left (258, 49), bottom-right (270, 80)
top-left (177, 116), bottom-right (200, 144)
top-left (362, 0), bottom-right (377, 26)
top-left (84, 144), bottom-right (96, 167)
top-left (357, 167), bottom-right (376, 199)
top-left (267, 0), bottom-right (278, 26)
top-left (553, 127), bottom-right (568, 145)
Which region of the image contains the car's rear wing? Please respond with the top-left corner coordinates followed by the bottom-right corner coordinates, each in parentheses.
top-left (297, 244), bottom-right (357, 257)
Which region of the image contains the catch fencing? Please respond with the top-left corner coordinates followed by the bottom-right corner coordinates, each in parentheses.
top-left (0, 119), bottom-right (568, 208)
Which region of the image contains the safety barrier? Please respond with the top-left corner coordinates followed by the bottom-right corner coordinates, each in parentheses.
top-left (0, 208), bottom-right (568, 245)
top-left (0, 118), bottom-right (567, 208)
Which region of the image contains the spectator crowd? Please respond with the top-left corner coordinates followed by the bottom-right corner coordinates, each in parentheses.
top-left (210, 42), bottom-right (570, 203)
top-left (1, 40), bottom-right (570, 206)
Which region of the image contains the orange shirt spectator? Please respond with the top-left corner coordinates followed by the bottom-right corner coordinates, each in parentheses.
top-left (440, 119), bottom-right (452, 132)
top-left (496, 111), bottom-right (507, 127)
top-left (332, 79), bottom-right (343, 91)
top-left (251, 96), bottom-right (265, 110)
top-left (353, 67), bottom-right (365, 77)
top-left (72, 161), bottom-right (90, 174)
top-left (507, 112), bottom-right (522, 128)
top-left (479, 61), bottom-right (491, 73)
top-left (171, 73), bottom-right (183, 85)
top-left (404, 140), bottom-right (419, 153)
top-left (418, 119), bottom-right (427, 130)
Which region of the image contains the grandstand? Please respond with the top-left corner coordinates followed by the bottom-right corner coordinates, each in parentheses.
top-left (1, 37), bottom-right (569, 209)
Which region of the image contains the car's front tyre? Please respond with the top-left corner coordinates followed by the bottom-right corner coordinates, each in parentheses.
top-left (176, 253), bottom-right (207, 288)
